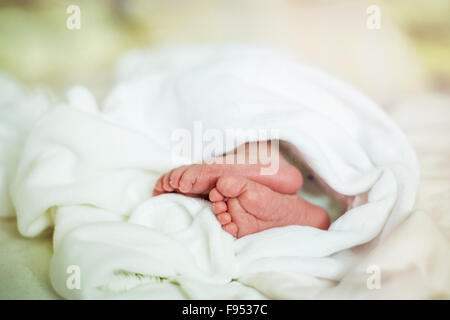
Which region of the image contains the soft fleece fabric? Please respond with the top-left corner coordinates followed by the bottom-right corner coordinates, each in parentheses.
top-left (2, 46), bottom-right (419, 299)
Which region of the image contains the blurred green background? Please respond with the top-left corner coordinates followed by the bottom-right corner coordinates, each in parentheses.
top-left (0, 0), bottom-right (449, 101)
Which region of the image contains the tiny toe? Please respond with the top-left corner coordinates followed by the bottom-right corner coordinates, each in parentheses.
top-left (209, 188), bottom-right (224, 202)
top-left (223, 222), bottom-right (238, 237)
top-left (212, 201), bottom-right (227, 214)
top-left (169, 166), bottom-right (187, 189)
top-left (216, 212), bottom-right (231, 225)
top-left (162, 174), bottom-right (174, 191)
top-left (179, 171), bottom-right (195, 193)
top-left (166, 169), bottom-right (176, 189)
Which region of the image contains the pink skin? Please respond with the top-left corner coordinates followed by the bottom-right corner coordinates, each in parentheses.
top-left (153, 141), bottom-right (329, 238)
top-left (153, 142), bottom-right (303, 196)
top-left (209, 176), bottom-right (330, 238)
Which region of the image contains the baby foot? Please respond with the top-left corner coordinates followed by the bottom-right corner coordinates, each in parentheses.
top-left (209, 176), bottom-right (330, 238)
top-left (153, 141), bottom-right (303, 197)
top-left (153, 164), bottom-right (222, 196)
top-left (153, 158), bottom-right (303, 197)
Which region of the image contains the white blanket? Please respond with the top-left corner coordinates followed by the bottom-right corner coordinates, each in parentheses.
top-left (2, 46), bottom-right (419, 299)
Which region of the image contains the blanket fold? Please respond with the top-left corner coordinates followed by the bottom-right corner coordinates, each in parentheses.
top-left (2, 46), bottom-right (419, 299)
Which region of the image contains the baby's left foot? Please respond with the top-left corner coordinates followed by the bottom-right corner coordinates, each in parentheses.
top-left (209, 176), bottom-right (330, 238)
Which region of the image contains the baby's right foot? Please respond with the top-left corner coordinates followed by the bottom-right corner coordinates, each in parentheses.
top-left (209, 176), bottom-right (329, 238)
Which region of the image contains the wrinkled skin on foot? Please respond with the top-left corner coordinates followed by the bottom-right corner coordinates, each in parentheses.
top-left (153, 142), bottom-right (303, 196)
top-left (209, 176), bottom-right (329, 238)
top-left (152, 142), bottom-right (328, 238)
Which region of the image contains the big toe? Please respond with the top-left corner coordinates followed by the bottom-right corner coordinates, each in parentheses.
top-left (215, 176), bottom-right (248, 198)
